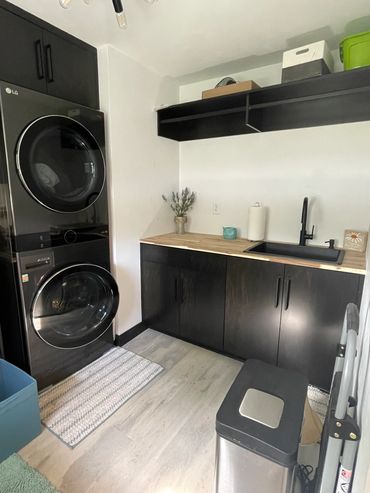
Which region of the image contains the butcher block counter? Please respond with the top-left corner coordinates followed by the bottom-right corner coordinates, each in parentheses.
top-left (140, 232), bottom-right (366, 275)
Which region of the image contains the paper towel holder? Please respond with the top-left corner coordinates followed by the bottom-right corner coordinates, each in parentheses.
top-left (247, 202), bottom-right (267, 242)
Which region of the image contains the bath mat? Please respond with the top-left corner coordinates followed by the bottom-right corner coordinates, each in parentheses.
top-left (307, 385), bottom-right (329, 423)
top-left (39, 347), bottom-right (163, 447)
top-left (0, 454), bottom-right (59, 493)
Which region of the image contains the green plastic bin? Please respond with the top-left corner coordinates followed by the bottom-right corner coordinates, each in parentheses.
top-left (340, 31), bottom-right (370, 70)
top-left (0, 359), bottom-right (41, 463)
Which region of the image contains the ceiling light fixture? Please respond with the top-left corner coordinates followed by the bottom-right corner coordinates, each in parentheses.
top-left (112, 0), bottom-right (127, 29)
top-left (59, 0), bottom-right (157, 29)
top-left (59, 0), bottom-right (72, 8)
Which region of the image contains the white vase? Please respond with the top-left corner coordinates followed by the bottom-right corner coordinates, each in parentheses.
top-left (175, 216), bottom-right (187, 234)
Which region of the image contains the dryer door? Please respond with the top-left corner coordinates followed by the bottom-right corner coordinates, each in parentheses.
top-left (16, 115), bottom-right (105, 213)
top-left (31, 264), bottom-right (119, 349)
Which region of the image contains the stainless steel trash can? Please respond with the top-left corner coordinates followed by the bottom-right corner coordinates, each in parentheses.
top-left (215, 359), bottom-right (308, 493)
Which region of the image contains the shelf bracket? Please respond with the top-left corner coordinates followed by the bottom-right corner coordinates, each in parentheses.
top-left (245, 94), bottom-right (261, 133)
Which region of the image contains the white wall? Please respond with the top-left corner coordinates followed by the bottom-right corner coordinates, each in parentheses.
top-left (99, 45), bottom-right (179, 335)
top-left (180, 123), bottom-right (370, 246)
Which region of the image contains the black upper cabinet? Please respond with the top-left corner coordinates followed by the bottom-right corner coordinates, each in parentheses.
top-left (0, 8), bottom-right (46, 93)
top-left (43, 31), bottom-right (99, 108)
top-left (158, 66), bottom-right (370, 141)
top-left (0, 1), bottom-right (99, 108)
top-left (278, 265), bottom-right (362, 390)
top-left (224, 257), bottom-right (284, 364)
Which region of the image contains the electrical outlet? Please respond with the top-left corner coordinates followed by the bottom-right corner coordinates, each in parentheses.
top-left (212, 202), bottom-right (220, 215)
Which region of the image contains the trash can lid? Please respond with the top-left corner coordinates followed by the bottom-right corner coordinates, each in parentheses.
top-left (216, 359), bottom-right (308, 467)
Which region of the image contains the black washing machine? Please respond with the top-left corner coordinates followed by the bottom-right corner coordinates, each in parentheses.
top-left (12, 238), bottom-right (119, 390)
top-left (0, 81), bottom-right (108, 249)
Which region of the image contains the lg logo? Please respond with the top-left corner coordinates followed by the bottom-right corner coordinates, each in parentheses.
top-left (5, 87), bottom-right (19, 95)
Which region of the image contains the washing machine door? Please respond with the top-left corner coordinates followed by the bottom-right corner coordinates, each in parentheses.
top-left (31, 264), bottom-right (119, 349)
top-left (16, 115), bottom-right (105, 213)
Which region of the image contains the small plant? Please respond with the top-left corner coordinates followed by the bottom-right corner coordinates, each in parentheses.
top-left (162, 188), bottom-right (196, 217)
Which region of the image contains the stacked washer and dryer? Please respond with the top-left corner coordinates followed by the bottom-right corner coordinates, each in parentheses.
top-left (0, 82), bottom-right (119, 390)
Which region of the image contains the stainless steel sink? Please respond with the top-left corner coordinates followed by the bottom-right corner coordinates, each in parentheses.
top-left (246, 242), bottom-right (345, 264)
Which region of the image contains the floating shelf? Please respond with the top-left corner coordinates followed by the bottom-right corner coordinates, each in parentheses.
top-left (157, 66), bottom-right (370, 141)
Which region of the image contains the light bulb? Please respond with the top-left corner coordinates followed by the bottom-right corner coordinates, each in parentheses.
top-left (60, 0), bottom-right (72, 8)
top-left (144, 0), bottom-right (158, 3)
top-left (116, 11), bottom-right (127, 28)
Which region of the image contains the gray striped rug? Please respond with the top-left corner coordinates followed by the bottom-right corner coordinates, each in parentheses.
top-left (39, 347), bottom-right (163, 448)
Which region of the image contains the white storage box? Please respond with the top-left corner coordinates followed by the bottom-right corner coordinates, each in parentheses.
top-left (282, 40), bottom-right (334, 83)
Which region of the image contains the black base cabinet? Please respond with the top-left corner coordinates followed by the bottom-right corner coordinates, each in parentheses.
top-left (278, 265), bottom-right (362, 390)
top-left (141, 244), bottom-right (226, 352)
top-left (141, 244), bottom-right (363, 391)
top-left (224, 257), bottom-right (284, 364)
top-left (141, 250), bottom-right (180, 338)
top-left (224, 259), bottom-right (363, 391)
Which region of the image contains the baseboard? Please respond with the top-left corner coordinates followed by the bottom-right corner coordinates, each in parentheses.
top-left (115, 322), bottom-right (147, 346)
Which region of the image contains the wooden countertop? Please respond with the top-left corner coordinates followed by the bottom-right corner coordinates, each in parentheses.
top-left (140, 233), bottom-right (367, 275)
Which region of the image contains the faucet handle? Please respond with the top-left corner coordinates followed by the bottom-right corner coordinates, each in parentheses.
top-left (307, 225), bottom-right (315, 240)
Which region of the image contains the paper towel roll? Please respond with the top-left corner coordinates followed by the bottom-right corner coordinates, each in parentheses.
top-left (247, 202), bottom-right (266, 241)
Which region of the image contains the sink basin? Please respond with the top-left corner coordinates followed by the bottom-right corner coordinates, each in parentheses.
top-left (246, 242), bottom-right (345, 264)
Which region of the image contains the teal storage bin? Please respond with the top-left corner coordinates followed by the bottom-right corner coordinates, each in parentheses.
top-left (223, 227), bottom-right (237, 240)
top-left (0, 359), bottom-right (41, 463)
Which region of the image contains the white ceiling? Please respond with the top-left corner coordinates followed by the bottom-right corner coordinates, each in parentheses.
top-left (7, 0), bottom-right (370, 78)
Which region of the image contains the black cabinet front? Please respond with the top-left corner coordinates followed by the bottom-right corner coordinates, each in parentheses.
top-left (141, 258), bottom-right (180, 337)
top-left (179, 251), bottom-right (226, 350)
top-left (0, 8), bottom-right (46, 93)
top-left (224, 257), bottom-right (284, 364)
top-left (141, 244), bottom-right (363, 391)
top-left (225, 260), bottom-right (362, 390)
top-left (278, 265), bottom-right (361, 390)
top-left (141, 244), bottom-right (226, 352)
top-left (0, 3), bottom-right (99, 108)
top-left (43, 31), bottom-right (99, 108)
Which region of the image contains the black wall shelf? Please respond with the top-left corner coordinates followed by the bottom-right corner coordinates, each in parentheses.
top-left (157, 66), bottom-right (370, 141)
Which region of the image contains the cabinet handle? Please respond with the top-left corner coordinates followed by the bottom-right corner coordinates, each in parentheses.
top-left (274, 276), bottom-right (282, 307)
top-left (34, 40), bottom-right (44, 80)
top-left (45, 45), bottom-right (54, 83)
top-left (174, 278), bottom-right (178, 302)
top-left (284, 279), bottom-right (291, 311)
top-left (179, 278), bottom-right (185, 304)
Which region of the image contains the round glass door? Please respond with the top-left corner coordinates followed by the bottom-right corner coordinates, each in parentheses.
top-left (31, 264), bottom-right (119, 349)
top-left (16, 116), bottom-right (105, 213)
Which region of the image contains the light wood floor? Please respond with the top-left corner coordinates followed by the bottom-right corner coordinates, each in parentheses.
top-left (20, 329), bottom-right (242, 493)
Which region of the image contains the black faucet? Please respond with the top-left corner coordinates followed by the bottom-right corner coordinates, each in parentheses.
top-left (299, 197), bottom-right (315, 246)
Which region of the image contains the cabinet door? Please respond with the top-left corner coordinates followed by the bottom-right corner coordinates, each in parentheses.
top-left (179, 251), bottom-right (226, 351)
top-left (141, 245), bottom-right (180, 337)
top-left (43, 31), bottom-right (99, 108)
top-left (141, 260), bottom-right (179, 337)
top-left (0, 8), bottom-right (46, 93)
top-left (224, 257), bottom-right (284, 364)
top-left (278, 265), bottom-right (361, 390)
